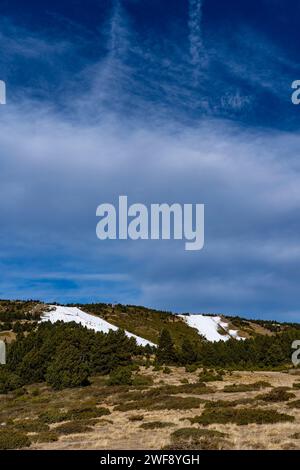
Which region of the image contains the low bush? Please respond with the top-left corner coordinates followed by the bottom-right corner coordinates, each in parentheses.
top-left (30, 431), bottom-right (58, 443)
top-left (223, 381), bottom-right (271, 393)
top-left (168, 428), bottom-right (229, 450)
top-left (0, 367), bottom-right (23, 394)
top-left (39, 406), bottom-right (110, 423)
top-left (65, 406), bottom-right (111, 421)
top-left (38, 409), bottom-right (68, 424)
top-left (55, 421), bottom-right (94, 435)
top-left (140, 421), bottom-right (174, 429)
top-left (115, 395), bottom-right (202, 412)
top-left (198, 369), bottom-right (223, 382)
top-left (132, 375), bottom-right (153, 387)
top-left (107, 367), bottom-right (133, 386)
top-left (288, 400), bottom-right (300, 409)
top-left (204, 398), bottom-right (255, 408)
top-left (189, 407), bottom-right (294, 425)
top-left (257, 387), bottom-right (295, 402)
top-left (128, 414), bottom-right (144, 422)
top-left (180, 378), bottom-right (189, 384)
top-left (0, 429), bottom-right (31, 450)
top-left (185, 364), bottom-right (198, 373)
top-left (13, 419), bottom-right (49, 433)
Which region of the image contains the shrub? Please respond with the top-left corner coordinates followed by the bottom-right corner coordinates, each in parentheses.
top-left (288, 400), bottom-right (300, 409)
top-left (0, 367), bottom-right (23, 394)
top-left (169, 428), bottom-right (228, 450)
top-left (13, 420), bottom-right (49, 433)
top-left (0, 429), bottom-right (31, 450)
top-left (55, 421), bottom-right (93, 435)
top-left (140, 421), bottom-right (174, 429)
top-left (180, 378), bottom-right (189, 384)
top-left (223, 381), bottom-right (271, 393)
top-left (257, 387), bottom-right (295, 402)
top-left (163, 383), bottom-right (209, 395)
top-left (128, 415), bottom-right (144, 422)
top-left (30, 432), bottom-right (58, 443)
top-left (163, 367), bottom-right (171, 374)
top-left (198, 369), bottom-right (223, 382)
top-left (132, 375), bottom-right (153, 387)
top-left (107, 367), bottom-right (133, 386)
top-left (65, 406), bottom-right (110, 421)
top-left (115, 395), bottom-right (202, 412)
top-left (189, 407), bottom-right (294, 426)
top-left (292, 382), bottom-right (300, 389)
top-left (185, 364), bottom-right (198, 373)
top-left (39, 409), bottom-right (69, 424)
top-left (204, 398), bottom-right (254, 408)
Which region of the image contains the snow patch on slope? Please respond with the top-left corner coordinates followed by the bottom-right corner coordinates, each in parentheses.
top-left (41, 305), bottom-right (156, 348)
top-left (179, 314), bottom-right (243, 342)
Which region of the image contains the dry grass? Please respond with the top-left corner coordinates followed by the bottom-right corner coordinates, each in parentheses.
top-left (1, 366), bottom-right (300, 450)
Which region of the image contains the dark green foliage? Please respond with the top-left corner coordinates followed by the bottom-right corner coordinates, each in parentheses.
top-left (198, 368), bottom-right (223, 382)
top-left (223, 381), bottom-right (271, 393)
top-left (180, 338), bottom-right (197, 364)
top-left (257, 387), bottom-right (295, 402)
top-left (0, 300), bottom-right (41, 322)
top-left (0, 366), bottom-right (23, 393)
top-left (107, 367), bottom-right (133, 386)
top-left (115, 395), bottom-right (202, 412)
top-left (55, 421), bottom-right (94, 435)
top-left (185, 364), bottom-right (198, 373)
top-left (156, 329), bottom-right (177, 364)
top-left (30, 432), bottom-right (58, 443)
top-left (140, 421), bottom-right (174, 429)
top-left (169, 428), bottom-right (229, 450)
top-left (13, 420), bottom-right (49, 433)
top-left (204, 398), bottom-right (255, 408)
top-left (128, 414), bottom-right (144, 421)
top-left (0, 429), bottom-right (31, 449)
top-left (288, 400), bottom-right (300, 409)
top-left (3, 321), bottom-right (142, 392)
top-left (45, 342), bottom-right (90, 390)
top-left (132, 374), bottom-right (154, 387)
top-left (39, 406), bottom-right (110, 424)
top-left (195, 329), bottom-right (300, 369)
top-left (190, 407), bottom-right (294, 425)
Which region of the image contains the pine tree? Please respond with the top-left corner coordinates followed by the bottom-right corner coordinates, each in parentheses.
top-left (45, 342), bottom-right (89, 390)
top-left (180, 338), bottom-right (197, 364)
top-left (156, 329), bottom-right (177, 364)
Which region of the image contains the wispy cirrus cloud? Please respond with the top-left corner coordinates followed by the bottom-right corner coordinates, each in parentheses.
top-left (0, 1), bottom-right (300, 320)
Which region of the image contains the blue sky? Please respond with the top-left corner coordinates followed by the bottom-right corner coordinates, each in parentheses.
top-left (0, 0), bottom-right (300, 321)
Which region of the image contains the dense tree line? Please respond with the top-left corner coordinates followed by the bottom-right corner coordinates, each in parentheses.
top-left (0, 321), bottom-right (145, 392)
top-left (156, 327), bottom-right (300, 369)
top-left (0, 300), bottom-right (41, 322)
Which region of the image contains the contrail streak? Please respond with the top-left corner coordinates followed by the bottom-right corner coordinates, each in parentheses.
top-left (189, 0), bottom-right (206, 81)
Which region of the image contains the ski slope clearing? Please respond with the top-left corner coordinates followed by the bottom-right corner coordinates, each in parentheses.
top-left (179, 314), bottom-right (243, 342)
top-left (41, 305), bottom-right (156, 347)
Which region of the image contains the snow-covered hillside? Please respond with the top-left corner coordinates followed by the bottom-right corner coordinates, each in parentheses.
top-left (41, 305), bottom-right (156, 347)
top-left (179, 314), bottom-right (243, 342)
